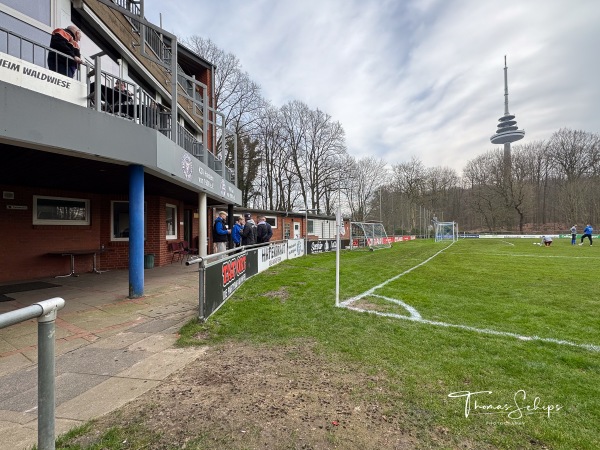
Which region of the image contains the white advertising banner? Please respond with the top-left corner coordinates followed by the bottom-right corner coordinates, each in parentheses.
top-left (257, 242), bottom-right (288, 273)
top-left (0, 52), bottom-right (87, 106)
top-left (287, 239), bottom-right (305, 260)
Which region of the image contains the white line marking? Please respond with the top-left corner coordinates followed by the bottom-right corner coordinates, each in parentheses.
top-left (339, 241), bottom-right (600, 352)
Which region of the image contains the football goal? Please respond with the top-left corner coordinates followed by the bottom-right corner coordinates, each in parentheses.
top-left (434, 221), bottom-right (458, 242)
top-left (350, 222), bottom-right (392, 250)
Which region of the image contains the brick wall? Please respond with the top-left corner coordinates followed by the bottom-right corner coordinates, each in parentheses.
top-left (0, 185), bottom-right (199, 282)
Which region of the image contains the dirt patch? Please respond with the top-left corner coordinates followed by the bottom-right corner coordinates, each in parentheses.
top-left (263, 287), bottom-right (290, 302)
top-left (76, 341), bottom-right (440, 449)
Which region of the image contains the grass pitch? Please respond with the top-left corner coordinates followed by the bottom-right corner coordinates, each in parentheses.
top-left (57, 238), bottom-right (599, 449)
top-left (192, 238), bottom-right (599, 449)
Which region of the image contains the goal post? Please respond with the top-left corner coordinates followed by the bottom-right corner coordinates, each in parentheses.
top-left (434, 221), bottom-right (458, 242)
top-left (350, 221), bottom-right (391, 250)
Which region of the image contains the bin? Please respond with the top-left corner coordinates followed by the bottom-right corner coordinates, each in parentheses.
top-left (144, 254), bottom-right (155, 269)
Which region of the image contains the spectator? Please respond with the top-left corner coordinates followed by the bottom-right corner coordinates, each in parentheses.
top-left (579, 224), bottom-right (593, 246)
top-left (241, 213), bottom-right (257, 246)
top-left (570, 225), bottom-right (577, 246)
top-left (257, 215), bottom-right (273, 243)
top-left (232, 216), bottom-right (244, 247)
top-left (47, 25), bottom-right (82, 78)
top-left (541, 235), bottom-right (553, 247)
top-left (212, 211), bottom-right (230, 253)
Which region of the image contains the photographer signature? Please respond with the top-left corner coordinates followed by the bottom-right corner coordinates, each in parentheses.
top-left (448, 390), bottom-right (562, 419)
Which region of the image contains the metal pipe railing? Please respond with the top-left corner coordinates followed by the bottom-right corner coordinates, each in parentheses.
top-left (0, 25), bottom-right (238, 181)
top-left (0, 297), bottom-right (66, 450)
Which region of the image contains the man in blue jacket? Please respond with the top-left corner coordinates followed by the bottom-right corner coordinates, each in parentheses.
top-left (213, 211), bottom-right (230, 253)
top-left (232, 216), bottom-right (244, 247)
top-left (579, 224), bottom-right (593, 246)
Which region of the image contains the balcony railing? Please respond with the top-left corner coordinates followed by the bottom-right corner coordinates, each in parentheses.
top-left (0, 25), bottom-right (235, 184)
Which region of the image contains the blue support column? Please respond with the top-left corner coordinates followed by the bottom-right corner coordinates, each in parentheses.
top-left (129, 165), bottom-right (144, 298)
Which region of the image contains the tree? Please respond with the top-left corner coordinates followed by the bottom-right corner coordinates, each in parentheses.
top-left (343, 156), bottom-right (388, 221)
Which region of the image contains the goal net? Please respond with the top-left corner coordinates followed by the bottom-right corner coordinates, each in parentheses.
top-left (434, 221), bottom-right (458, 242)
top-left (350, 222), bottom-right (392, 250)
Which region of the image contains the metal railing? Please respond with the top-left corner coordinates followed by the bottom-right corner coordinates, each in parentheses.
top-left (0, 25), bottom-right (236, 183)
top-left (0, 298), bottom-right (66, 450)
top-left (0, 27), bottom-right (89, 82)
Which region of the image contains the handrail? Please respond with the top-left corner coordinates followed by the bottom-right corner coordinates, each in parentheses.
top-left (0, 26), bottom-right (91, 81)
top-left (0, 297), bottom-right (66, 450)
top-left (0, 25), bottom-right (237, 183)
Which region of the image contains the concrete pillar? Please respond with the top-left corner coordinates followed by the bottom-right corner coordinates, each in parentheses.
top-left (199, 192), bottom-right (207, 257)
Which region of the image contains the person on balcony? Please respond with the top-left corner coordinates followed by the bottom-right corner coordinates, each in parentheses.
top-left (47, 25), bottom-right (82, 78)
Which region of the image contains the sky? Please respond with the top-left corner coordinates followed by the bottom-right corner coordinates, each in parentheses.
top-left (143, 0), bottom-right (600, 175)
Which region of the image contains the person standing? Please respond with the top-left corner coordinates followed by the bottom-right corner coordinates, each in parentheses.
top-left (232, 216), bottom-right (244, 247)
top-left (579, 224), bottom-right (593, 246)
top-left (257, 215), bottom-right (273, 243)
top-left (212, 211), bottom-right (230, 253)
top-left (47, 25), bottom-right (82, 78)
top-left (241, 213), bottom-right (257, 246)
top-left (570, 225), bottom-right (577, 245)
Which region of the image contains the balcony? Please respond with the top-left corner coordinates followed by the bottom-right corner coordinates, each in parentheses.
top-left (0, 25), bottom-right (235, 184)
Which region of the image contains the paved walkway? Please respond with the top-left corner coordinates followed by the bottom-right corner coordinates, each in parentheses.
top-left (0, 262), bottom-right (204, 450)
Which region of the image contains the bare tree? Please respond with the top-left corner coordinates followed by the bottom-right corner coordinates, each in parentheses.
top-left (343, 156), bottom-right (388, 221)
top-left (304, 109), bottom-right (347, 214)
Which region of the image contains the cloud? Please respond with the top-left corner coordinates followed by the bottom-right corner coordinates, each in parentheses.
top-left (145, 0), bottom-right (600, 175)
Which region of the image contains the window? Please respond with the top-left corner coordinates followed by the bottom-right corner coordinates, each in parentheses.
top-left (265, 216), bottom-right (277, 228)
top-left (166, 204), bottom-right (177, 239)
top-left (33, 196), bottom-right (90, 225)
top-left (1, 1), bottom-right (51, 27)
top-left (284, 223), bottom-right (291, 240)
top-left (111, 201), bottom-right (146, 241)
top-left (307, 219), bottom-right (314, 234)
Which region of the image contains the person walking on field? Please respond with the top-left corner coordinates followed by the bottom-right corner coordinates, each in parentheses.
top-left (570, 225), bottom-right (577, 245)
top-left (579, 224), bottom-right (593, 246)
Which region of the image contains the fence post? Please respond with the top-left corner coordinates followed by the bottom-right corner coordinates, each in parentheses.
top-left (36, 298), bottom-right (64, 450)
top-left (198, 259), bottom-right (206, 321)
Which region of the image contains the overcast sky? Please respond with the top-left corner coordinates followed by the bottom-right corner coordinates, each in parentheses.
top-left (144, 0), bottom-right (600, 175)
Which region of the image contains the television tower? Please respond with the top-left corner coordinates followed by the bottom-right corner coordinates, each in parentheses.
top-left (490, 56), bottom-right (525, 172)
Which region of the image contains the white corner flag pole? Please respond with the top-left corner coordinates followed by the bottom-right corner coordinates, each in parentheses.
top-left (335, 205), bottom-right (341, 307)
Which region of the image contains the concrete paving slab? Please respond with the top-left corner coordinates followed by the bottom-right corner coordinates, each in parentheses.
top-left (0, 409), bottom-right (36, 425)
top-left (0, 365), bottom-right (37, 403)
top-left (0, 338), bottom-right (18, 354)
top-left (0, 422), bottom-right (36, 450)
top-left (117, 347), bottom-right (207, 381)
top-left (62, 309), bottom-right (133, 332)
top-left (141, 302), bottom-right (197, 319)
top-left (56, 347), bottom-right (148, 376)
top-left (55, 377), bottom-right (161, 421)
top-left (0, 353), bottom-right (34, 376)
top-left (0, 372), bottom-right (109, 412)
top-left (88, 331), bottom-right (153, 350)
top-left (126, 317), bottom-right (184, 334)
top-left (125, 333), bottom-right (178, 353)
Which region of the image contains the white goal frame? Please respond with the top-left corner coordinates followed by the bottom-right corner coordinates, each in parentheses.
top-left (350, 222), bottom-right (391, 250)
top-left (434, 221), bottom-right (458, 242)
